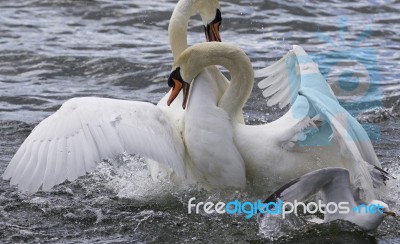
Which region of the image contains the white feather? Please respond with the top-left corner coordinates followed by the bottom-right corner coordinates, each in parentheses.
top-left (3, 97), bottom-right (187, 192)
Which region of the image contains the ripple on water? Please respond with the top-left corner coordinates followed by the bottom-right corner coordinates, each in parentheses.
top-left (0, 0), bottom-right (399, 242)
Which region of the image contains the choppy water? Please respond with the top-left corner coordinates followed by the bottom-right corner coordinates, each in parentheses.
top-left (1, 0), bottom-right (399, 243)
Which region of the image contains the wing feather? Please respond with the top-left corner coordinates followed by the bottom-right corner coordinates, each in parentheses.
top-left (257, 45), bottom-right (385, 201)
top-left (40, 118), bottom-right (59, 189)
top-left (29, 140), bottom-right (50, 192)
top-left (255, 54), bottom-right (288, 78)
top-left (81, 126), bottom-right (100, 172)
top-left (256, 50), bottom-right (300, 108)
top-left (3, 139), bottom-right (28, 180)
top-left (43, 139), bottom-right (57, 191)
top-left (268, 82), bottom-right (291, 107)
top-left (3, 97), bottom-right (186, 193)
top-left (54, 138), bottom-right (67, 185)
top-left (18, 140), bottom-right (41, 189)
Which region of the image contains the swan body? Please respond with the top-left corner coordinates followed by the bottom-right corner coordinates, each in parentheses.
top-left (165, 41), bottom-right (251, 188)
top-left (150, 0), bottom-right (246, 187)
top-left (183, 68), bottom-right (246, 188)
top-left (170, 42), bottom-right (388, 201)
top-left (147, 0), bottom-right (222, 181)
top-left (263, 168), bottom-right (395, 231)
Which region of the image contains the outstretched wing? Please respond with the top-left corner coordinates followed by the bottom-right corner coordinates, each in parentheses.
top-left (264, 167), bottom-right (357, 207)
top-left (256, 45), bottom-right (386, 201)
top-left (3, 97), bottom-right (186, 193)
top-left (256, 45), bottom-right (336, 109)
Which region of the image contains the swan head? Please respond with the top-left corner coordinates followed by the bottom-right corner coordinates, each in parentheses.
top-left (166, 46), bottom-right (202, 109)
top-left (167, 67), bottom-right (190, 109)
top-left (167, 42), bottom-right (253, 110)
top-left (203, 8), bottom-right (222, 42)
top-left (194, 0), bottom-right (222, 42)
top-left (170, 0), bottom-right (222, 52)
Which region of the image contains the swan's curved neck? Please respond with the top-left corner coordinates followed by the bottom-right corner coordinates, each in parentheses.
top-left (169, 0), bottom-right (195, 60)
top-left (178, 42), bottom-right (254, 117)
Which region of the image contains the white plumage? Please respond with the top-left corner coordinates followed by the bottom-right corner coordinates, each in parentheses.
top-left (254, 45), bottom-right (385, 201)
top-left (3, 97), bottom-right (186, 192)
top-left (172, 42), bottom-right (388, 201)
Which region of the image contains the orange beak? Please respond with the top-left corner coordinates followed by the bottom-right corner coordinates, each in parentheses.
top-left (205, 9), bottom-right (222, 42)
top-left (167, 78), bottom-right (190, 109)
top-left (167, 78), bottom-right (182, 106)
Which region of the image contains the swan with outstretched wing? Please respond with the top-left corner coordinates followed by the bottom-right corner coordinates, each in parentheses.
top-left (254, 45), bottom-right (385, 200)
top-left (167, 42), bottom-right (389, 202)
top-left (3, 0), bottom-right (246, 193)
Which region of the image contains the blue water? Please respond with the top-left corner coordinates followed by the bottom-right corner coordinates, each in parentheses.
top-left (0, 0), bottom-right (399, 242)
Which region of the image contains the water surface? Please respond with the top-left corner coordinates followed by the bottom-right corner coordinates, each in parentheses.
top-left (0, 0), bottom-right (399, 242)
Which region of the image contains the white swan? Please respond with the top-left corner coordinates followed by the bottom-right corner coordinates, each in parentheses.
top-left (1, 0), bottom-right (231, 192)
top-left (146, 0), bottom-right (246, 187)
top-left (157, 0), bottom-right (225, 127)
top-left (168, 42), bottom-right (389, 201)
top-left (262, 167), bottom-right (395, 231)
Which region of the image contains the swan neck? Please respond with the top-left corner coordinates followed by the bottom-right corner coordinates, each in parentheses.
top-left (218, 59), bottom-right (253, 118)
top-left (180, 43), bottom-right (254, 118)
top-left (169, 0), bottom-right (195, 60)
